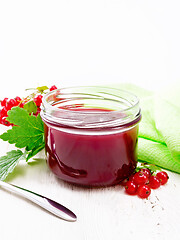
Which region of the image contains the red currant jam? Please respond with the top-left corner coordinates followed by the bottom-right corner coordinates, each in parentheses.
top-left (43, 110), bottom-right (139, 187)
top-left (41, 87), bottom-right (141, 187)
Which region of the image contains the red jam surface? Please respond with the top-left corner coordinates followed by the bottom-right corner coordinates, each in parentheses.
top-left (43, 108), bottom-right (138, 187)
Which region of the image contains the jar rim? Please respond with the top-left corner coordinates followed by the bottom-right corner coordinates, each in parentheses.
top-left (41, 86), bottom-right (141, 129)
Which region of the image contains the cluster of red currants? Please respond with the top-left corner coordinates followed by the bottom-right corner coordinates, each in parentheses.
top-left (0, 97), bottom-right (22, 126)
top-left (122, 169), bottom-right (169, 199)
top-left (0, 85), bottom-right (57, 126)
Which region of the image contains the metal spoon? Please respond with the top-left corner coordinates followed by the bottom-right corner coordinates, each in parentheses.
top-left (0, 180), bottom-right (77, 222)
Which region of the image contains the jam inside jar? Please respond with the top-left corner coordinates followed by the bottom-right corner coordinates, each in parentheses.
top-left (41, 86), bottom-right (141, 187)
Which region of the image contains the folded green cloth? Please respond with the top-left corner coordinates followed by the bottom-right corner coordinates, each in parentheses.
top-left (111, 83), bottom-right (180, 174)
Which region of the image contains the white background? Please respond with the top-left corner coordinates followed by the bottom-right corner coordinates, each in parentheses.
top-left (0, 0), bottom-right (180, 96)
top-left (0, 1), bottom-right (180, 240)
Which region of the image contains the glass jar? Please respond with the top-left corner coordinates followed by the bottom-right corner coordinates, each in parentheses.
top-left (41, 86), bottom-right (141, 187)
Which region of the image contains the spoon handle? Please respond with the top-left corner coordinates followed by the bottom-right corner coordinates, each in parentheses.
top-left (0, 180), bottom-right (77, 222)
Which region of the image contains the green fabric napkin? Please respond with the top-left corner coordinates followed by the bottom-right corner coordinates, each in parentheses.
top-left (110, 83), bottom-right (180, 174)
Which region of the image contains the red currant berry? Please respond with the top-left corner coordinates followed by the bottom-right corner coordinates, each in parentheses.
top-left (34, 95), bottom-right (43, 107)
top-left (1, 107), bottom-right (8, 117)
top-left (120, 173), bottom-right (134, 186)
top-left (140, 168), bottom-right (151, 179)
top-left (0, 111), bottom-right (3, 119)
top-left (1, 98), bottom-right (8, 107)
top-left (14, 96), bottom-right (22, 106)
top-left (149, 175), bottom-right (161, 189)
top-left (137, 185), bottom-right (151, 199)
top-left (7, 99), bottom-right (16, 110)
top-left (133, 171), bottom-right (149, 185)
top-left (19, 102), bottom-right (25, 108)
top-left (50, 85), bottom-right (57, 91)
top-left (128, 174), bottom-right (135, 182)
top-left (156, 171), bottom-right (169, 185)
top-left (125, 181), bottom-right (138, 195)
top-left (1, 117), bottom-right (11, 126)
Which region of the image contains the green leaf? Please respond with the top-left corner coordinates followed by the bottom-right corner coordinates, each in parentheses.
top-left (36, 86), bottom-right (49, 93)
top-left (23, 100), bottom-right (37, 114)
top-left (0, 107), bottom-right (44, 151)
top-left (26, 142), bottom-right (45, 161)
top-left (0, 150), bottom-right (26, 180)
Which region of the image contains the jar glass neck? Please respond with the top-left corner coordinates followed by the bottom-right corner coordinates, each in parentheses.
top-left (41, 86), bottom-right (141, 129)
